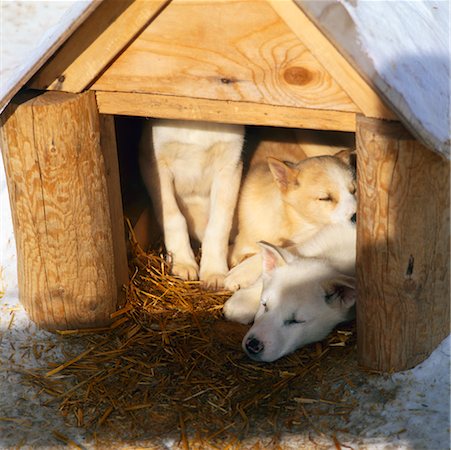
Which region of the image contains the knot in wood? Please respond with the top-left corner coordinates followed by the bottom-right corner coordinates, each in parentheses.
top-left (220, 77), bottom-right (235, 85)
top-left (283, 66), bottom-right (313, 86)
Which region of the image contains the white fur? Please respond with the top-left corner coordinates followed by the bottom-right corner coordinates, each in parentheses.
top-left (140, 119), bottom-right (244, 289)
top-left (223, 223), bottom-right (356, 362)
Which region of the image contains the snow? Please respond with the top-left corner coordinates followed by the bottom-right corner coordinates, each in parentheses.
top-left (1, 1), bottom-right (450, 448)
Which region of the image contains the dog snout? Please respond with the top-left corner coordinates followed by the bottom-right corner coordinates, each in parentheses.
top-left (245, 336), bottom-right (264, 355)
top-left (350, 213), bottom-right (357, 224)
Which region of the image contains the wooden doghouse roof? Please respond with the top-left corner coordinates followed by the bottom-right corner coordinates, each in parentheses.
top-left (1, 0), bottom-right (449, 158)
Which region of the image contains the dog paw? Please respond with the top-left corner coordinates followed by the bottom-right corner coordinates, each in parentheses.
top-left (224, 266), bottom-right (252, 291)
top-left (225, 254), bottom-right (262, 291)
top-left (224, 265), bottom-right (248, 291)
top-left (223, 291), bottom-right (258, 324)
top-left (200, 272), bottom-right (226, 291)
top-left (171, 262), bottom-right (199, 281)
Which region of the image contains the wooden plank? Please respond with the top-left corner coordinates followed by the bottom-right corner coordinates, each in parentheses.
top-left (30, 0), bottom-right (170, 93)
top-left (0, 91), bottom-right (124, 330)
top-left (93, 0), bottom-right (360, 114)
top-left (356, 115), bottom-right (450, 372)
top-left (268, 0), bottom-right (396, 120)
top-left (95, 91), bottom-right (357, 131)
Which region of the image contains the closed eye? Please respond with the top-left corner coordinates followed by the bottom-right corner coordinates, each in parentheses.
top-left (261, 299), bottom-right (269, 313)
top-left (324, 289), bottom-right (343, 303)
top-left (283, 316), bottom-right (306, 326)
top-left (319, 195), bottom-right (333, 202)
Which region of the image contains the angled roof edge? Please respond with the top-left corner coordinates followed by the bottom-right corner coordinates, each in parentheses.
top-left (0, 0), bottom-right (102, 114)
top-left (296, 0), bottom-right (450, 159)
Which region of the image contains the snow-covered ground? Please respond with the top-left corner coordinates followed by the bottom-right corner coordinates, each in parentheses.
top-left (1, 2), bottom-right (450, 449)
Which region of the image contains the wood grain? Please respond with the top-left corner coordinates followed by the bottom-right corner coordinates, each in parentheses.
top-left (0, 91), bottom-right (126, 330)
top-left (356, 115), bottom-right (450, 372)
top-left (95, 91), bottom-right (357, 131)
top-left (268, 0), bottom-right (396, 120)
top-left (93, 0), bottom-right (359, 114)
top-left (30, 0), bottom-right (170, 93)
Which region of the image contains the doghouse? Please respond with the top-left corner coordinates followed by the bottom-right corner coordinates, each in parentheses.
top-left (1, 0), bottom-right (449, 373)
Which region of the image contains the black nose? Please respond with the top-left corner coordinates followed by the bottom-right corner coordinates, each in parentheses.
top-left (350, 213), bottom-right (357, 224)
top-left (245, 337), bottom-right (264, 355)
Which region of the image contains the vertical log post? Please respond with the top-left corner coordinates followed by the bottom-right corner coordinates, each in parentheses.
top-left (356, 115), bottom-right (450, 372)
top-left (0, 91), bottom-right (128, 330)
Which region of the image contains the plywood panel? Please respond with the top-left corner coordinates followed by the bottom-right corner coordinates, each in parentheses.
top-left (93, 0), bottom-right (360, 114)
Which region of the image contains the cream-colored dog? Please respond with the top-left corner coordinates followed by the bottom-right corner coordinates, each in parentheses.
top-left (139, 119), bottom-right (244, 290)
top-left (225, 151), bottom-right (356, 291)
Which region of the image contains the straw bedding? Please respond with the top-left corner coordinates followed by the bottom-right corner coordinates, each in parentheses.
top-left (25, 229), bottom-right (362, 448)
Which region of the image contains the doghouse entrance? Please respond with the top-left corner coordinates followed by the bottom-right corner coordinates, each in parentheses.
top-left (26, 112), bottom-right (361, 442)
top-left (30, 116), bottom-right (358, 444)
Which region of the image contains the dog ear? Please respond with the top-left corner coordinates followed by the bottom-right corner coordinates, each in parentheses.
top-left (258, 241), bottom-right (293, 276)
top-left (267, 157), bottom-right (299, 192)
top-left (334, 149), bottom-right (357, 172)
top-left (322, 275), bottom-right (356, 309)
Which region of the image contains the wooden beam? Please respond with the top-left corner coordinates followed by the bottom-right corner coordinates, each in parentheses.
top-left (29, 0), bottom-right (170, 93)
top-left (356, 115), bottom-right (450, 372)
top-left (268, 0), bottom-right (396, 120)
top-left (0, 91), bottom-right (128, 330)
top-left (95, 91), bottom-right (357, 132)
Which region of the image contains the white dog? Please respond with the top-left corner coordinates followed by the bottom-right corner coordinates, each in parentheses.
top-left (223, 223), bottom-right (356, 362)
top-left (139, 119), bottom-right (244, 290)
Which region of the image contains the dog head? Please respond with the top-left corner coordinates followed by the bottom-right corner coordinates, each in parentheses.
top-left (267, 152), bottom-right (356, 226)
top-left (242, 242), bottom-right (356, 362)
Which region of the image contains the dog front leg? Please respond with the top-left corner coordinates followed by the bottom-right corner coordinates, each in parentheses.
top-left (156, 164), bottom-right (199, 281)
top-left (223, 280), bottom-right (262, 324)
top-left (200, 159), bottom-right (243, 290)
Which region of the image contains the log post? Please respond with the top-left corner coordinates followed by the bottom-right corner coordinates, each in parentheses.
top-left (356, 115), bottom-right (450, 372)
top-left (0, 91), bottom-right (128, 330)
